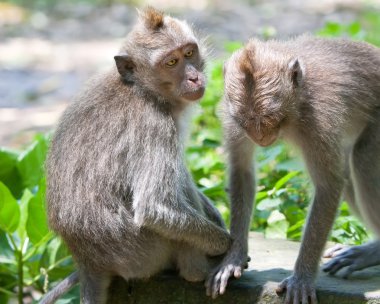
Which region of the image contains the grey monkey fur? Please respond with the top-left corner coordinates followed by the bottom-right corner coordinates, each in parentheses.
top-left (42, 7), bottom-right (230, 304)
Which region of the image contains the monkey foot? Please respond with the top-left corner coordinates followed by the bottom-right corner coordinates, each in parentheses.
top-left (276, 275), bottom-right (318, 304)
top-left (205, 254), bottom-right (250, 299)
top-left (322, 240), bottom-right (380, 278)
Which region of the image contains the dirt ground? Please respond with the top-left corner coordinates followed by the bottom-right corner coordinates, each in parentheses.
top-left (0, 0), bottom-right (376, 148)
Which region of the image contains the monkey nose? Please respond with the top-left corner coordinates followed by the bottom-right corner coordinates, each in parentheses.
top-left (188, 75), bottom-right (199, 84)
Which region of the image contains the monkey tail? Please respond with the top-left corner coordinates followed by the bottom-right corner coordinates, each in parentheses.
top-left (39, 271), bottom-right (79, 304)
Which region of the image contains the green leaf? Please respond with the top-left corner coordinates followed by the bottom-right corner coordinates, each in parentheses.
top-left (347, 21), bottom-right (361, 36)
top-left (255, 191), bottom-right (268, 201)
top-left (0, 230), bottom-right (14, 259)
top-left (317, 22), bottom-right (343, 37)
top-left (0, 182), bottom-right (20, 233)
top-left (265, 210), bottom-right (289, 239)
top-left (256, 198), bottom-right (282, 211)
top-left (0, 294), bottom-right (9, 304)
top-left (202, 184), bottom-right (226, 197)
top-left (0, 148), bottom-right (23, 198)
top-left (274, 171), bottom-right (300, 190)
top-left (26, 179), bottom-right (49, 244)
top-left (224, 41), bottom-right (243, 53)
top-left (17, 189), bottom-right (34, 244)
top-left (17, 135), bottom-right (48, 189)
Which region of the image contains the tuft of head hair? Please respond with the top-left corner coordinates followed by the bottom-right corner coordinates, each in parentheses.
top-left (239, 46), bottom-right (254, 75)
top-left (140, 6), bottom-right (164, 31)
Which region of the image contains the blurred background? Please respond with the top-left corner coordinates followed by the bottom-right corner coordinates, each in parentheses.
top-left (1, 0), bottom-right (379, 148)
top-left (0, 0), bottom-right (380, 303)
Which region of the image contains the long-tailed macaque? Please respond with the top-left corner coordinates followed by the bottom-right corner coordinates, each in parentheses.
top-left (41, 7), bottom-right (231, 304)
top-left (206, 36), bottom-right (380, 304)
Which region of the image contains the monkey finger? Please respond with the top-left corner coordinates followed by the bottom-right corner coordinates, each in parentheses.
top-left (205, 274), bottom-right (214, 296)
top-left (247, 256), bottom-right (251, 262)
top-left (284, 287), bottom-right (292, 304)
top-left (323, 257), bottom-right (351, 275)
top-left (301, 289), bottom-right (308, 304)
top-left (310, 290), bottom-right (318, 304)
top-left (292, 289), bottom-right (299, 304)
top-left (275, 279), bottom-right (287, 295)
top-left (323, 244), bottom-right (347, 258)
top-left (234, 266), bottom-right (242, 278)
top-left (211, 271), bottom-right (223, 299)
top-left (219, 268), bottom-right (233, 295)
top-left (342, 265), bottom-right (360, 279)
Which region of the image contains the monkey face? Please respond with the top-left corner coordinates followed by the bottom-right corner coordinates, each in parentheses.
top-left (224, 43), bottom-right (304, 147)
top-left (114, 11), bottom-right (206, 104)
top-left (156, 42), bottom-right (206, 102)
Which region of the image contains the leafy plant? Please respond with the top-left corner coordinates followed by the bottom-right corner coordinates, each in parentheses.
top-left (0, 135), bottom-right (75, 304)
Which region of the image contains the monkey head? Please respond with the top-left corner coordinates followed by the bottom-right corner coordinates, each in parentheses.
top-left (114, 7), bottom-right (206, 103)
top-left (223, 39), bottom-right (304, 147)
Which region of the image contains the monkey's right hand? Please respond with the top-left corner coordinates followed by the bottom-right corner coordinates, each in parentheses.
top-left (205, 249), bottom-right (248, 298)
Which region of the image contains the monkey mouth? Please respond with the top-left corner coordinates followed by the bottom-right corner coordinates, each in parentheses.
top-left (182, 87), bottom-right (205, 101)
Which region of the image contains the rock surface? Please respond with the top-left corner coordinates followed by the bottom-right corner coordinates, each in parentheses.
top-left (107, 232), bottom-right (380, 304)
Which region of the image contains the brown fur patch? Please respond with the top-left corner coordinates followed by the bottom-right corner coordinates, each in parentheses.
top-left (141, 6), bottom-right (164, 30)
top-left (239, 47), bottom-right (254, 75)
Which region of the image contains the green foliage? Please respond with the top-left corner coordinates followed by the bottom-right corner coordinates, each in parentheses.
top-left (317, 11), bottom-right (380, 47)
top-left (0, 135), bottom-right (75, 303)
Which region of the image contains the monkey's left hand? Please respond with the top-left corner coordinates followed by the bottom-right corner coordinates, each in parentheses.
top-left (205, 250), bottom-right (249, 298)
top-left (276, 274), bottom-right (317, 304)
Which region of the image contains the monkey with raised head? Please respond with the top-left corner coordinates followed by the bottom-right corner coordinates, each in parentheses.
top-left (206, 35), bottom-right (380, 303)
top-left (41, 7), bottom-right (231, 304)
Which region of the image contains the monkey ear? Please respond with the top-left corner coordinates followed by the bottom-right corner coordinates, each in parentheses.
top-left (288, 58), bottom-right (304, 87)
top-left (114, 54), bottom-right (135, 83)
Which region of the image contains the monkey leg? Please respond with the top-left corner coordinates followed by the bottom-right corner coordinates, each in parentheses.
top-left (322, 153), bottom-right (360, 259)
top-left (350, 113), bottom-right (380, 238)
top-left (80, 269), bottom-right (111, 304)
top-left (176, 245), bottom-right (211, 282)
top-left (323, 115), bottom-right (380, 277)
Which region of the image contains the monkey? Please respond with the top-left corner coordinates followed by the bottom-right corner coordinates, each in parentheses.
top-left (41, 7), bottom-right (232, 304)
top-left (205, 35), bottom-right (380, 304)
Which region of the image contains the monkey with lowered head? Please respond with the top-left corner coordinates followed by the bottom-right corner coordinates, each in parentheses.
top-left (41, 7), bottom-right (231, 304)
top-left (206, 36), bottom-right (380, 303)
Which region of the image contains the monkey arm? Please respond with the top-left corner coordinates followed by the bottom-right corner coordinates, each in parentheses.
top-left (130, 142), bottom-right (231, 256)
top-left (197, 191), bottom-right (227, 229)
top-left (206, 127), bottom-right (255, 298)
top-left (135, 196), bottom-right (231, 256)
top-left (277, 141), bottom-right (344, 304)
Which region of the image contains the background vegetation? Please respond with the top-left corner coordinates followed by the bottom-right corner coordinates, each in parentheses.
top-left (0, 3), bottom-right (379, 303)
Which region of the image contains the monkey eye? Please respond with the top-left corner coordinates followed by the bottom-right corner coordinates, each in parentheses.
top-left (166, 59), bottom-right (178, 67)
top-left (184, 50), bottom-right (193, 58)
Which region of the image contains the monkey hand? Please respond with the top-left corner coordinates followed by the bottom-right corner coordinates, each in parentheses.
top-left (276, 274), bottom-right (317, 304)
top-left (322, 241), bottom-right (380, 278)
top-left (205, 249), bottom-right (249, 298)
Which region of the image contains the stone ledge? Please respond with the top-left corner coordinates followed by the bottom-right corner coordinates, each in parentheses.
top-left (107, 232), bottom-right (380, 304)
